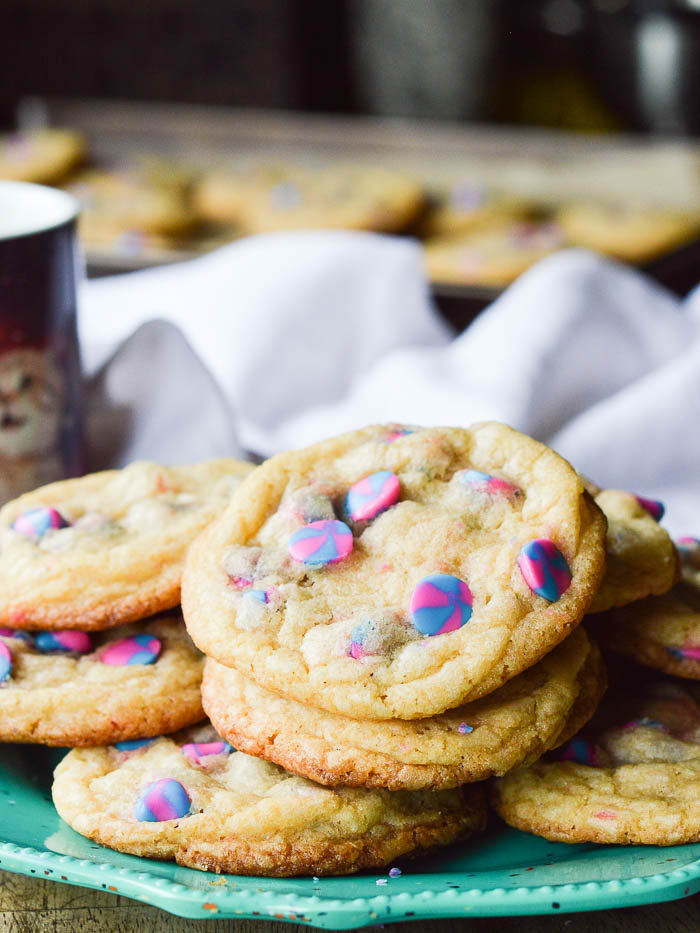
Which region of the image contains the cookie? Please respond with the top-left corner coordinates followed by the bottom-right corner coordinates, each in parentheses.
top-left (589, 584), bottom-right (700, 679)
top-left (203, 627), bottom-right (605, 790)
top-left (491, 677), bottom-right (700, 845)
top-left (555, 202), bottom-right (700, 264)
top-left (424, 221), bottom-right (564, 287)
top-left (587, 488), bottom-right (678, 613)
top-left (0, 614), bottom-right (203, 745)
top-left (182, 423), bottom-right (607, 720)
top-left (52, 723), bottom-right (487, 877)
top-left (66, 165), bottom-right (196, 250)
top-left (0, 128), bottom-right (85, 185)
top-left (203, 163), bottom-right (425, 235)
top-left (421, 181), bottom-right (532, 239)
top-left (192, 163), bottom-right (289, 227)
top-left (677, 536), bottom-right (700, 590)
top-left (0, 458), bottom-right (253, 630)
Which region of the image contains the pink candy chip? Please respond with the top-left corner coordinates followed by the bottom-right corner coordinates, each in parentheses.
top-left (100, 634), bottom-right (161, 666)
top-left (346, 471), bottom-right (400, 522)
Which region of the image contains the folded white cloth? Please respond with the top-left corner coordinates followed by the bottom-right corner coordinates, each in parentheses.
top-left (81, 234), bottom-right (700, 536)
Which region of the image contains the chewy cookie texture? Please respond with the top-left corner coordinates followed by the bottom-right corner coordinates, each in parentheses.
top-left (202, 627), bottom-right (606, 791)
top-left (492, 674), bottom-right (700, 846)
top-left (52, 725), bottom-right (487, 877)
top-left (0, 614), bottom-right (204, 746)
top-left (182, 423), bottom-right (607, 721)
top-left (0, 459), bottom-right (253, 630)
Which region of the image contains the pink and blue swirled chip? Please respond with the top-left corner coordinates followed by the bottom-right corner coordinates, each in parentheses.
top-left (288, 519), bottom-right (353, 566)
top-left (409, 574), bottom-right (473, 636)
top-left (517, 539), bottom-right (572, 602)
top-left (134, 778), bottom-right (191, 822)
top-left (34, 630), bottom-right (92, 655)
top-left (0, 642), bottom-right (11, 683)
top-left (460, 470), bottom-right (520, 498)
top-left (100, 634), bottom-right (161, 666)
top-left (11, 507), bottom-right (69, 539)
top-left (633, 494), bottom-right (665, 522)
top-left (346, 471), bottom-right (400, 522)
top-left (182, 741), bottom-right (233, 765)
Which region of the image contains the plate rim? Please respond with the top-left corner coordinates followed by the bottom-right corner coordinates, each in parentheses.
top-left (2, 838), bottom-right (700, 928)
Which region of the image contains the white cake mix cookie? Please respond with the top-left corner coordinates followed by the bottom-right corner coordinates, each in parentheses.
top-left (52, 724), bottom-right (487, 877)
top-left (203, 628), bottom-right (606, 790)
top-left (0, 128), bottom-right (85, 185)
top-left (0, 614), bottom-right (203, 745)
top-left (0, 459), bottom-right (253, 630)
top-left (182, 423), bottom-right (606, 720)
top-left (491, 676), bottom-right (700, 846)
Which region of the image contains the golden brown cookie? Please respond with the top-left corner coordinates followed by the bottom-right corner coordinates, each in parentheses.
top-left (198, 163), bottom-right (425, 235)
top-left (491, 677), bottom-right (700, 846)
top-left (202, 628), bottom-right (605, 790)
top-left (0, 128), bottom-right (85, 185)
top-left (52, 724), bottom-right (487, 877)
top-left (589, 584), bottom-right (700, 679)
top-left (588, 488), bottom-right (678, 613)
top-left (0, 614), bottom-right (203, 745)
top-left (424, 221), bottom-right (564, 287)
top-left (0, 458), bottom-right (253, 630)
top-left (182, 423), bottom-right (607, 721)
top-left (421, 181), bottom-right (532, 238)
top-left (677, 537), bottom-right (700, 591)
top-left (555, 201), bottom-right (700, 264)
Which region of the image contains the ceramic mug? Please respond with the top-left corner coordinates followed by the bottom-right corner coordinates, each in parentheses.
top-left (0, 181), bottom-right (83, 503)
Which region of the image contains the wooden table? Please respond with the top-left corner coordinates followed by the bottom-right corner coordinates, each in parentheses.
top-left (1, 870), bottom-right (698, 933)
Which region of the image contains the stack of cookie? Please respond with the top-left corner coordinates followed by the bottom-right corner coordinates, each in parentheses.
top-left (2, 421), bottom-right (696, 878)
top-left (492, 485), bottom-right (700, 846)
top-left (0, 459), bottom-right (252, 746)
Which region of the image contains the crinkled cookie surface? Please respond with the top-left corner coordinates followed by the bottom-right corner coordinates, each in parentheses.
top-left (0, 459), bottom-right (253, 629)
top-left (183, 423), bottom-right (606, 720)
top-left (0, 614), bottom-right (204, 745)
top-left (52, 726), bottom-right (486, 877)
top-left (492, 677), bottom-right (700, 845)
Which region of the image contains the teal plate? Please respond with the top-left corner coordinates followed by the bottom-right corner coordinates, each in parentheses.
top-left (1, 746), bottom-right (699, 928)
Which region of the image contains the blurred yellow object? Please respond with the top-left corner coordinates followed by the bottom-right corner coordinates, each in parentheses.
top-left (425, 220), bottom-right (565, 287)
top-left (556, 202), bottom-right (700, 264)
top-left (0, 128), bottom-right (85, 185)
top-left (421, 180), bottom-right (534, 238)
top-left (196, 163), bottom-right (426, 234)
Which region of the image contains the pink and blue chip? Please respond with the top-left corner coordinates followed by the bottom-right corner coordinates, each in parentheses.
top-left (346, 471), bottom-right (400, 522)
top-left (0, 642), bottom-right (11, 683)
top-left (517, 539), bottom-right (572, 602)
top-left (410, 574), bottom-right (473, 636)
top-left (288, 519), bottom-right (353, 566)
top-left (460, 470), bottom-right (520, 498)
top-left (101, 634), bottom-right (161, 666)
top-left (134, 778), bottom-right (191, 822)
top-left (35, 630), bottom-right (92, 655)
top-left (11, 507), bottom-right (69, 539)
top-left (633, 494), bottom-right (665, 522)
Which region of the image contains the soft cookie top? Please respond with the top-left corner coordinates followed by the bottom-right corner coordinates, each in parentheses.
top-left (0, 459), bottom-right (253, 630)
top-left (182, 423), bottom-right (607, 720)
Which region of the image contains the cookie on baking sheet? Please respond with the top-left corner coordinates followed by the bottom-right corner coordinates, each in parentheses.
top-left (587, 487), bottom-right (678, 614)
top-left (213, 163), bottom-right (425, 235)
top-left (555, 201), bottom-right (700, 264)
top-left (203, 627), bottom-right (606, 791)
top-left (182, 423), bottom-right (607, 721)
top-left (0, 614), bottom-right (203, 745)
top-left (192, 163), bottom-right (288, 227)
top-left (66, 165), bottom-right (196, 251)
top-left (0, 458), bottom-right (253, 630)
top-left (0, 128), bottom-right (85, 185)
top-left (52, 723), bottom-right (487, 877)
top-left (589, 584), bottom-right (700, 680)
top-left (491, 675), bottom-right (700, 846)
top-left (677, 536), bottom-right (700, 591)
top-left (424, 220), bottom-right (565, 287)
top-left (421, 180), bottom-right (532, 239)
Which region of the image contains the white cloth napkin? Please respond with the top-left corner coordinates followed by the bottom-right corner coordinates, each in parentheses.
top-left (81, 233), bottom-right (700, 536)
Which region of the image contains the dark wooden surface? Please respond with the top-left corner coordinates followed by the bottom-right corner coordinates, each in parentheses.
top-left (1, 870), bottom-right (698, 933)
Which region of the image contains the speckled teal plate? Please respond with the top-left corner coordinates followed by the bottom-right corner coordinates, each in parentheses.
top-left (1, 746), bottom-right (699, 928)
